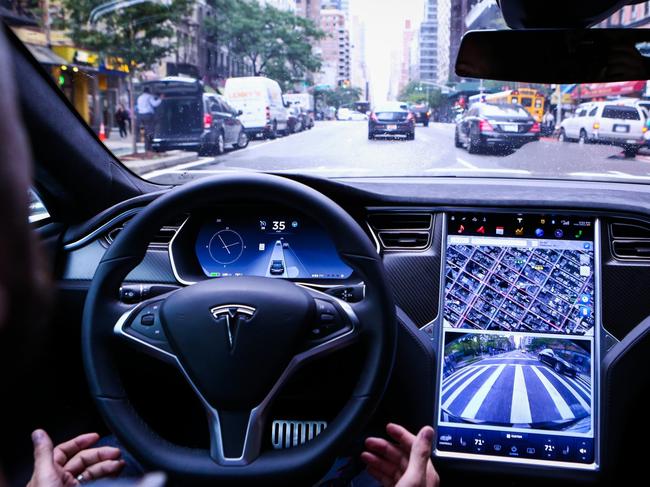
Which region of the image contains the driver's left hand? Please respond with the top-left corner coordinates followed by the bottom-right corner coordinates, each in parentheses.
top-left (27, 429), bottom-right (124, 487)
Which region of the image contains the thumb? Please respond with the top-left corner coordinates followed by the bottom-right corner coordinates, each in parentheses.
top-left (31, 429), bottom-right (55, 474)
top-left (402, 426), bottom-right (434, 482)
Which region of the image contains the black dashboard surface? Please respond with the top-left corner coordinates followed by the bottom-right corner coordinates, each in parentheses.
top-left (57, 175), bottom-right (650, 484)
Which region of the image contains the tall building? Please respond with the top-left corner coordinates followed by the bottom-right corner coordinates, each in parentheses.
top-left (419, 0), bottom-right (438, 82)
top-left (397, 19), bottom-right (416, 96)
top-left (316, 8), bottom-right (350, 88)
top-left (602, 1), bottom-right (650, 27)
top-left (295, 0), bottom-right (321, 23)
top-left (349, 13), bottom-right (369, 99)
top-left (437, 0), bottom-right (451, 84)
top-left (321, 0), bottom-right (349, 14)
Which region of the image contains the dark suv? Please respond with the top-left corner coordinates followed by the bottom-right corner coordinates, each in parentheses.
top-left (146, 77), bottom-right (249, 156)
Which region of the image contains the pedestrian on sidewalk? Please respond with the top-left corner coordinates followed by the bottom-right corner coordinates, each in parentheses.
top-left (115, 104), bottom-right (129, 138)
top-left (136, 87), bottom-right (163, 152)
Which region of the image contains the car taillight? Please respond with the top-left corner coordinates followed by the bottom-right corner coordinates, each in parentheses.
top-left (370, 112), bottom-right (378, 122)
top-left (478, 119), bottom-right (493, 132)
top-left (203, 113), bottom-right (212, 129)
top-left (530, 121), bottom-right (540, 133)
top-left (265, 106), bottom-right (271, 120)
top-left (426, 111), bottom-right (431, 116)
top-left (407, 112), bottom-right (415, 122)
top-left (593, 121), bottom-right (600, 130)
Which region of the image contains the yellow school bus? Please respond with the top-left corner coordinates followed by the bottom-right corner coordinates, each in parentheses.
top-left (482, 89), bottom-right (545, 122)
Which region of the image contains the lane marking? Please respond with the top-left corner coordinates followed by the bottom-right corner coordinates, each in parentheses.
top-left (569, 171), bottom-right (650, 181)
top-left (566, 375), bottom-right (592, 397)
top-left (460, 364), bottom-right (507, 419)
top-left (456, 157), bottom-right (479, 169)
top-left (442, 366), bottom-right (493, 410)
top-left (425, 167), bottom-right (531, 175)
top-left (539, 368), bottom-right (591, 413)
top-left (510, 365), bottom-right (532, 424)
top-left (530, 366), bottom-right (574, 420)
top-left (442, 365), bottom-right (488, 396)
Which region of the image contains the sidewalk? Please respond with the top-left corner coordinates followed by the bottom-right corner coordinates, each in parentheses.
top-left (102, 130), bottom-right (199, 176)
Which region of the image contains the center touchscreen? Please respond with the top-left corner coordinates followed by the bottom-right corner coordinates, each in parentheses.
top-left (436, 212), bottom-right (598, 469)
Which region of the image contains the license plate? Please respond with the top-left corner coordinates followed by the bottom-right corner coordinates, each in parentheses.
top-left (626, 139), bottom-right (638, 144)
top-left (387, 124), bottom-right (397, 130)
top-left (501, 124), bottom-right (518, 132)
top-left (614, 124), bottom-right (629, 133)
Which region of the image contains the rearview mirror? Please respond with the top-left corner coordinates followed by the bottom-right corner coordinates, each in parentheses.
top-left (456, 29), bottom-right (650, 83)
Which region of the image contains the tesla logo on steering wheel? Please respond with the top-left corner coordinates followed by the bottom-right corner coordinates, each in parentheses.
top-left (210, 304), bottom-right (256, 351)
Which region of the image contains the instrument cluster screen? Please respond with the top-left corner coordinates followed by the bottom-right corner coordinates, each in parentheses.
top-left (436, 212), bottom-right (598, 470)
top-left (195, 215), bottom-right (353, 280)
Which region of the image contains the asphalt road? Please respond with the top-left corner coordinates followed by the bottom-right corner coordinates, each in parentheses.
top-left (441, 350), bottom-right (592, 430)
top-left (141, 121), bottom-right (650, 184)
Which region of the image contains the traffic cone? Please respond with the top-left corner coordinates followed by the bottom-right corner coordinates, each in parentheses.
top-left (99, 122), bottom-right (107, 142)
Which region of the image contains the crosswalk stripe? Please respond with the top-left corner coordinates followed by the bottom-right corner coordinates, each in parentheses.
top-left (566, 375), bottom-right (591, 397)
top-left (442, 365), bottom-right (486, 396)
top-left (460, 364), bottom-right (507, 419)
top-left (443, 364), bottom-right (477, 385)
top-left (530, 366), bottom-right (574, 420)
top-left (442, 366), bottom-right (493, 410)
top-left (539, 368), bottom-right (591, 413)
top-left (510, 365), bottom-right (532, 424)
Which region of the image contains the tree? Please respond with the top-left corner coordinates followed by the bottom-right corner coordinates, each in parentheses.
top-left (399, 81), bottom-right (444, 108)
top-left (61, 0), bottom-right (192, 154)
top-left (205, 0), bottom-right (324, 88)
top-left (321, 86), bottom-right (362, 109)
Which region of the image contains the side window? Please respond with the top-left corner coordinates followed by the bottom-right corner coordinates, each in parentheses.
top-left (589, 107), bottom-right (598, 117)
top-left (578, 109), bottom-right (587, 117)
top-left (29, 188), bottom-right (50, 223)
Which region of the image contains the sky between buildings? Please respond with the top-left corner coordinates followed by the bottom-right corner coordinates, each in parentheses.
top-left (350, 0), bottom-right (425, 102)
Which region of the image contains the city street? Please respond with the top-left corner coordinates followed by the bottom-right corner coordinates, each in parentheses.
top-left (138, 121), bottom-right (650, 184)
top-left (441, 350), bottom-right (592, 431)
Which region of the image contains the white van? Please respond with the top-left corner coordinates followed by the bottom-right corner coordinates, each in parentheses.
top-left (559, 101), bottom-right (646, 157)
top-left (224, 76), bottom-right (289, 139)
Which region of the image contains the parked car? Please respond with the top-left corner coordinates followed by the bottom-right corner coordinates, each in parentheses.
top-left (224, 76), bottom-right (289, 139)
top-left (454, 102), bottom-right (540, 153)
top-left (286, 106), bottom-right (303, 134)
top-left (337, 107), bottom-right (352, 120)
top-left (146, 77), bottom-right (248, 156)
top-left (538, 348), bottom-right (580, 377)
top-left (368, 102), bottom-right (415, 140)
top-left (559, 101), bottom-right (646, 157)
top-left (409, 103), bottom-right (431, 126)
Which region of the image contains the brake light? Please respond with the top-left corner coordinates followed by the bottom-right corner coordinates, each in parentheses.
top-left (265, 106), bottom-right (271, 120)
top-left (530, 121), bottom-right (540, 133)
top-left (478, 119), bottom-right (493, 132)
top-left (370, 112), bottom-right (378, 122)
top-left (426, 111), bottom-right (431, 116)
top-left (407, 112), bottom-right (415, 122)
top-left (593, 122), bottom-right (600, 130)
top-left (203, 113), bottom-right (212, 129)
top-left (512, 90), bottom-right (519, 96)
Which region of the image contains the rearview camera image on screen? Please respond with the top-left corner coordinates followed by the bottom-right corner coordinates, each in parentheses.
top-left (441, 331), bottom-right (592, 434)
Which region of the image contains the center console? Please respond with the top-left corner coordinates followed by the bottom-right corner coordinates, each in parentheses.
top-left (434, 211), bottom-right (600, 471)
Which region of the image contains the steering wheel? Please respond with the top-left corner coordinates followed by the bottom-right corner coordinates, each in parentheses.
top-left (82, 173), bottom-right (396, 485)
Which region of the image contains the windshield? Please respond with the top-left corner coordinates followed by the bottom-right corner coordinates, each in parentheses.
top-left (6, 1), bottom-right (650, 184)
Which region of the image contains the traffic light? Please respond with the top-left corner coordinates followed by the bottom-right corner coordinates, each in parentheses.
top-left (58, 75), bottom-right (65, 86)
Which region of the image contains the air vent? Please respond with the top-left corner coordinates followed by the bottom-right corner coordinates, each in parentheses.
top-left (368, 212), bottom-right (432, 250)
top-left (368, 213), bottom-right (432, 230)
top-left (104, 215), bottom-right (186, 248)
top-left (609, 218), bottom-right (650, 260)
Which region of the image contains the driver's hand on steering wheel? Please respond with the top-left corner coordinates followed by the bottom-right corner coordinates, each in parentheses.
top-left (361, 423), bottom-right (440, 487)
top-left (27, 429), bottom-right (125, 487)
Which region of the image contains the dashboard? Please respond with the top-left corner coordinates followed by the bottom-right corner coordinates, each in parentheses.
top-left (59, 176), bottom-right (650, 484)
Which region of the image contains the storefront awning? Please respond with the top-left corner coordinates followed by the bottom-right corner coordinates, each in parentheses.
top-left (572, 81), bottom-right (646, 100)
top-left (25, 44), bottom-right (68, 66)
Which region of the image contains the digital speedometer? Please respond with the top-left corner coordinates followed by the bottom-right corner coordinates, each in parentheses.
top-left (194, 214), bottom-right (353, 280)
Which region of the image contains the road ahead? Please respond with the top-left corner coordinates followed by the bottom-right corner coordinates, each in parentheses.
top-left (441, 351), bottom-right (592, 431)
top-left (141, 121), bottom-right (650, 184)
